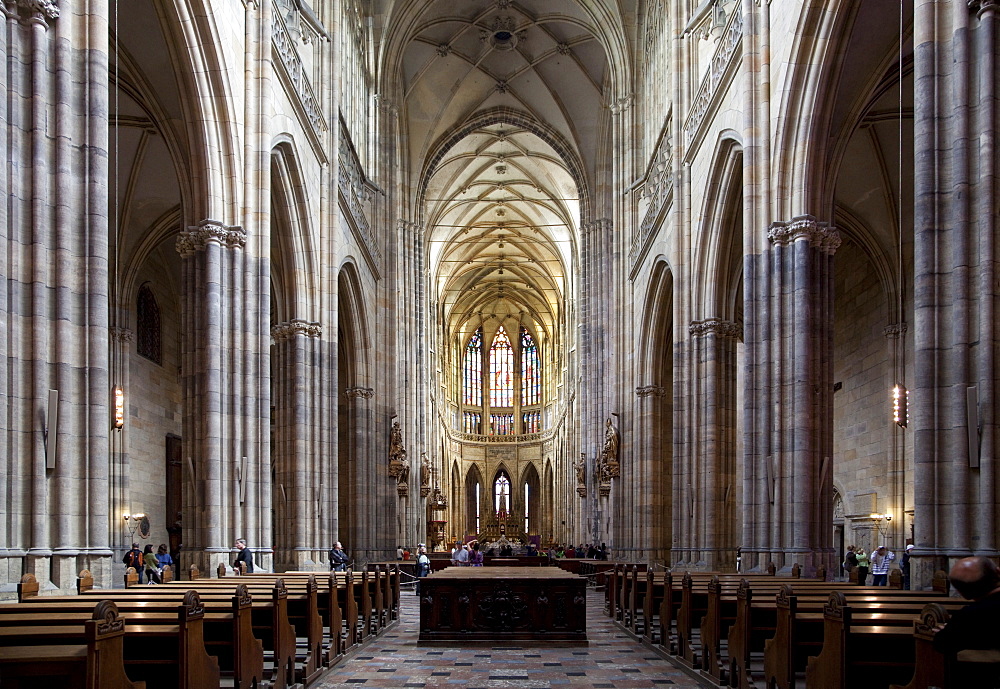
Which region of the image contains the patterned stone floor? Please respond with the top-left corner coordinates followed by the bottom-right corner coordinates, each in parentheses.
top-left (314, 586), bottom-right (700, 689)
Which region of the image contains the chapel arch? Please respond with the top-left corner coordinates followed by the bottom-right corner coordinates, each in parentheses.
top-left (635, 259), bottom-right (673, 565)
top-left (464, 464), bottom-right (485, 539)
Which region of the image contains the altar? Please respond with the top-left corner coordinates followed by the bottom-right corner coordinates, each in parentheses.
top-left (418, 566), bottom-right (587, 641)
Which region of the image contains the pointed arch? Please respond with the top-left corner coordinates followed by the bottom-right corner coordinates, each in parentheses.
top-left (465, 464), bottom-right (485, 537)
top-left (520, 462), bottom-right (541, 537)
top-left (693, 133), bottom-right (744, 323)
top-left (270, 138), bottom-right (319, 324)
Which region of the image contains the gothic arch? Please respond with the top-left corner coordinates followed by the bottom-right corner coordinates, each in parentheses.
top-left (520, 462), bottom-right (541, 537)
top-left (416, 107), bottom-right (593, 222)
top-left (270, 139), bottom-right (319, 323)
top-left (693, 134), bottom-right (744, 323)
top-left (152, 0), bottom-right (243, 222)
top-left (464, 464), bottom-right (485, 537)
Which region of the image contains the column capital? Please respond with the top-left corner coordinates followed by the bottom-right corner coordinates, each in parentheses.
top-left (883, 323), bottom-right (908, 339)
top-left (688, 317), bottom-right (743, 340)
top-left (969, 0), bottom-right (999, 18)
top-left (375, 94), bottom-right (398, 119)
top-left (767, 215), bottom-right (841, 254)
top-left (110, 326), bottom-right (133, 343)
top-left (176, 220), bottom-right (246, 257)
top-left (582, 218), bottom-right (612, 235)
top-left (16, 0), bottom-right (58, 19)
top-left (635, 385), bottom-right (667, 397)
top-left (345, 386), bottom-right (375, 400)
top-left (270, 319), bottom-right (322, 341)
top-left (609, 93), bottom-right (634, 114)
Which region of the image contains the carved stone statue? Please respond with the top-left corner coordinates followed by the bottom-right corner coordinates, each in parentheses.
top-left (601, 417), bottom-right (619, 464)
top-left (575, 453), bottom-right (587, 498)
top-left (389, 420), bottom-right (406, 463)
top-left (420, 452), bottom-right (431, 498)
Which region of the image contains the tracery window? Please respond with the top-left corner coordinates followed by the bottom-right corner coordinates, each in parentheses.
top-left (137, 284), bottom-right (161, 364)
top-left (463, 411), bottom-right (482, 434)
top-left (463, 328), bottom-right (483, 405)
top-left (459, 323), bottom-right (543, 435)
top-left (494, 471), bottom-right (510, 517)
top-left (490, 413), bottom-right (513, 436)
top-left (489, 327), bottom-right (514, 407)
top-left (520, 327), bottom-right (540, 405)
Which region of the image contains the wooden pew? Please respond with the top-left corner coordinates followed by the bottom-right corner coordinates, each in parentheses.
top-left (8, 578), bottom-right (265, 689)
top-left (0, 589), bottom-right (219, 689)
top-left (804, 591), bottom-right (920, 689)
top-left (0, 599), bottom-right (146, 689)
top-left (764, 586), bottom-right (963, 689)
top-left (81, 577), bottom-right (309, 687)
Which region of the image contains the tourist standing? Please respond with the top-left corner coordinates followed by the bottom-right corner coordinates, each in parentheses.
top-left (416, 545), bottom-right (431, 595)
top-left (156, 544), bottom-right (174, 579)
top-left (470, 541), bottom-right (484, 566)
top-left (123, 542), bottom-right (144, 583)
top-left (143, 544), bottom-right (161, 584)
top-left (855, 548), bottom-right (870, 585)
top-left (869, 546), bottom-right (894, 586)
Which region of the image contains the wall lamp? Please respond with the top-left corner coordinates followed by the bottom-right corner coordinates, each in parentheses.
top-left (113, 385), bottom-right (125, 429)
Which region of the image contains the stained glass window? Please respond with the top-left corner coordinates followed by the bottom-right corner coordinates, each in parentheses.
top-left (520, 327), bottom-right (540, 405)
top-left (490, 413), bottom-right (514, 435)
top-left (494, 472), bottom-right (510, 516)
top-left (490, 326), bottom-right (514, 407)
top-left (522, 411), bottom-right (541, 434)
top-left (137, 284), bottom-right (161, 364)
top-left (524, 482), bottom-right (530, 533)
top-left (463, 411), bottom-right (482, 434)
top-left (463, 328), bottom-right (483, 405)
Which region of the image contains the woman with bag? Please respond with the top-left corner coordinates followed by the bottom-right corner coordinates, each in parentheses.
top-left (143, 544), bottom-right (161, 584)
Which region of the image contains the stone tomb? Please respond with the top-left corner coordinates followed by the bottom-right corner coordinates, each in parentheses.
top-left (418, 567), bottom-right (587, 641)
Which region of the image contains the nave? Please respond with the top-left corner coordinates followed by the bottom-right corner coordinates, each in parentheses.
top-left (317, 588), bottom-right (696, 689)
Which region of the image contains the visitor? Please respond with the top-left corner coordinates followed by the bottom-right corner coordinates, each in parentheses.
top-left (123, 542), bottom-right (144, 583)
top-left (330, 541), bottom-right (349, 571)
top-left (233, 538), bottom-right (254, 574)
top-left (397, 545), bottom-right (404, 560)
top-left (456, 543), bottom-right (469, 566)
top-left (469, 541), bottom-right (484, 566)
top-left (143, 544), bottom-right (161, 584)
top-left (932, 556), bottom-right (1000, 687)
top-left (156, 543), bottom-right (173, 579)
top-left (901, 544), bottom-right (914, 589)
top-left (855, 547), bottom-right (870, 585)
top-left (870, 545), bottom-right (894, 586)
top-left (843, 545), bottom-right (858, 579)
top-left (416, 545), bottom-right (431, 595)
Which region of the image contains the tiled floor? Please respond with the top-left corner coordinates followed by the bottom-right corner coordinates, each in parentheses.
top-left (315, 587), bottom-right (700, 688)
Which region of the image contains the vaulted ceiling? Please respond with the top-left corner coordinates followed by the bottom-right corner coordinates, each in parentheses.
top-left (384, 0), bottom-right (623, 349)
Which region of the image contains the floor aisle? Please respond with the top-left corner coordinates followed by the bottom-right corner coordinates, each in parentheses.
top-left (315, 586), bottom-right (701, 688)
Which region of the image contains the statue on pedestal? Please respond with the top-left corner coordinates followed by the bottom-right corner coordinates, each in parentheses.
top-left (575, 453), bottom-right (587, 498)
top-left (420, 452), bottom-right (432, 498)
top-left (388, 419), bottom-right (409, 496)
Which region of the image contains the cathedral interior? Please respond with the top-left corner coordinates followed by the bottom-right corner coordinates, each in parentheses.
top-left (0, 0), bottom-right (997, 596)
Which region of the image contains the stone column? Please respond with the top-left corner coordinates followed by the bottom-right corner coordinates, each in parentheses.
top-left (911, 0), bottom-right (1000, 586)
top-left (271, 319), bottom-right (324, 571)
top-left (634, 385), bottom-right (670, 564)
top-left (177, 220), bottom-right (268, 572)
top-left (1, 1), bottom-right (113, 589)
top-left (743, 215), bottom-right (839, 575)
top-left (682, 318), bottom-right (742, 571)
top-left (344, 386), bottom-right (378, 562)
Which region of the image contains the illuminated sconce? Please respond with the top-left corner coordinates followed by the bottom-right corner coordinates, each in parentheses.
top-left (892, 385), bottom-right (908, 428)
top-left (113, 385), bottom-right (125, 429)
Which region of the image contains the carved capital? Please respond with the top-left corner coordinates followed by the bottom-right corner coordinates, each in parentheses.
top-left (610, 94), bottom-right (634, 114)
top-left (17, 0), bottom-right (58, 19)
top-left (970, 0), bottom-right (999, 18)
top-left (271, 319), bottom-right (322, 341)
top-left (110, 327), bottom-right (133, 344)
top-left (882, 323), bottom-right (908, 339)
top-left (176, 221), bottom-right (246, 257)
top-left (345, 386), bottom-right (375, 400)
top-left (577, 485), bottom-right (587, 498)
top-left (375, 94), bottom-right (398, 118)
top-left (635, 385), bottom-right (667, 397)
top-left (688, 318), bottom-right (743, 340)
top-left (767, 215), bottom-right (841, 255)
